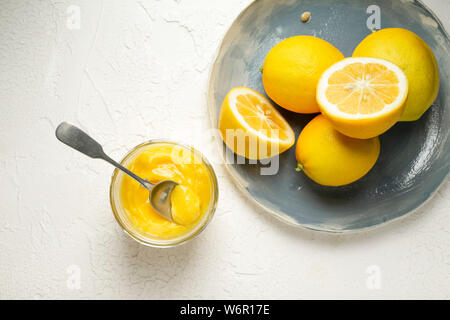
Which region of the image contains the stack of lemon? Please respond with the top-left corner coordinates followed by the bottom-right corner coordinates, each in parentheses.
top-left (218, 28), bottom-right (440, 186)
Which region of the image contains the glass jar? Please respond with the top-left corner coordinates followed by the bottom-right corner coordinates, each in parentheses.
top-left (109, 140), bottom-right (219, 247)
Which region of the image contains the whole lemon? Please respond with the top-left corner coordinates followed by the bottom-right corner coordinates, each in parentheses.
top-left (353, 28), bottom-right (439, 121)
top-left (295, 115), bottom-right (380, 187)
top-left (263, 36), bottom-right (344, 114)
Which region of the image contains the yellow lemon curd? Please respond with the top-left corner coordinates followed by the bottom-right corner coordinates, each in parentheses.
top-left (120, 143), bottom-right (212, 238)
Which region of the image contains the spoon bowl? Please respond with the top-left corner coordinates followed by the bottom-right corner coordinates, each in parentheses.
top-left (148, 180), bottom-right (179, 222)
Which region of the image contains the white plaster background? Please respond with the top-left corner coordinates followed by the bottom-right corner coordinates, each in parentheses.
top-left (0, 0), bottom-right (449, 299)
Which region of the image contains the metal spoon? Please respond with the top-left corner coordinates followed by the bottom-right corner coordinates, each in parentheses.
top-left (55, 122), bottom-right (178, 222)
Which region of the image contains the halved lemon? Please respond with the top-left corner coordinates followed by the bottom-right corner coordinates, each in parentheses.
top-left (317, 57), bottom-right (408, 139)
top-left (218, 87), bottom-right (295, 159)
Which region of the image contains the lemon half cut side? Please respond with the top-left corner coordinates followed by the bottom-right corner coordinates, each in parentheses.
top-left (317, 57), bottom-right (409, 139)
top-left (218, 87), bottom-right (295, 159)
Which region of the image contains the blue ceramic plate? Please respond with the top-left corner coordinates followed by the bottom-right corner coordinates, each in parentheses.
top-left (208, 0), bottom-right (449, 232)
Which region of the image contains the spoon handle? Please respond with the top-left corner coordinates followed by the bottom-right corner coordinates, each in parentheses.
top-left (55, 122), bottom-right (153, 190)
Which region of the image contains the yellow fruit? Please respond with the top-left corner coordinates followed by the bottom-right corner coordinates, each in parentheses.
top-left (263, 36), bottom-right (344, 113)
top-left (317, 57), bottom-right (408, 139)
top-left (353, 28), bottom-right (439, 121)
top-left (295, 115), bottom-right (380, 187)
top-left (218, 87), bottom-right (295, 159)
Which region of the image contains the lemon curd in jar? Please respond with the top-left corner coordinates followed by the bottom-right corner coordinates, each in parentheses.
top-left (119, 142), bottom-right (214, 239)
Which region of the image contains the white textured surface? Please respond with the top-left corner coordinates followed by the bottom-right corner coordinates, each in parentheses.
top-left (0, 0), bottom-right (449, 299)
